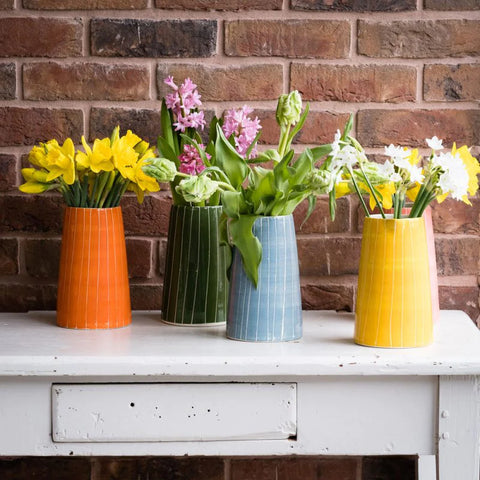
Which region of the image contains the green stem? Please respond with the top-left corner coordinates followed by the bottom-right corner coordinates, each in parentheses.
top-left (348, 167), bottom-right (370, 218)
top-left (358, 163), bottom-right (385, 219)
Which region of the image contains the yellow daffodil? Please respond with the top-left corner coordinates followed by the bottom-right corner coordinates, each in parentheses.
top-left (335, 181), bottom-right (351, 198)
top-left (112, 136), bottom-right (138, 181)
top-left (43, 138), bottom-right (76, 185)
top-left (407, 182), bottom-right (421, 202)
top-left (128, 158), bottom-right (160, 203)
top-left (19, 168), bottom-right (52, 193)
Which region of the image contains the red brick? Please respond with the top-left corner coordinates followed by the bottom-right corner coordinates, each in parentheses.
top-left (438, 277), bottom-right (480, 324)
top-left (225, 20), bottom-right (350, 58)
top-left (0, 194), bottom-right (64, 234)
top-left (358, 20), bottom-right (480, 58)
top-left (231, 459), bottom-right (277, 480)
top-left (0, 107), bottom-right (83, 146)
top-left (425, 0), bottom-right (480, 9)
top-left (294, 196), bottom-right (351, 234)
top-left (292, 0), bottom-right (415, 10)
top-left (0, 154), bottom-right (17, 192)
top-left (362, 456), bottom-right (416, 480)
top-left (24, 238), bottom-right (61, 279)
top-left (90, 108), bottom-right (162, 145)
top-left (157, 63), bottom-right (283, 101)
top-left (424, 64), bottom-right (480, 101)
top-left (291, 64), bottom-right (416, 103)
top-left (298, 236), bottom-right (362, 276)
top-left (158, 238), bottom-right (168, 276)
top-left (295, 111), bottom-right (353, 144)
top-left (121, 193), bottom-right (172, 236)
top-left (301, 276), bottom-right (356, 311)
top-left (24, 0), bottom-right (147, 8)
top-left (156, 0), bottom-right (282, 9)
top-left (357, 109), bottom-right (480, 148)
top-left (0, 457), bottom-right (90, 480)
top-left (435, 235), bottom-right (480, 276)
top-left (0, 63), bottom-right (15, 99)
top-left (0, 0), bottom-right (14, 8)
top-left (0, 238), bottom-right (18, 275)
top-left (24, 63), bottom-right (150, 101)
top-left (430, 196), bottom-right (480, 234)
top-left (126, 238), bottom-right (153, 279)
top-left (91, 19), bottom-right (216, 57)
top-left (250, 110), bottom-right (350, 146)
top-left (0, 18), bottom-right (82, 57)
top-left (93, 457), bottom-right (224, 480)
top-left (130, 284), bottom-right (162, 310)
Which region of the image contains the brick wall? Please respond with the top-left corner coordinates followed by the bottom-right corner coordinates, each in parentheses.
top-left (0, 0), bottom-right (479, 478)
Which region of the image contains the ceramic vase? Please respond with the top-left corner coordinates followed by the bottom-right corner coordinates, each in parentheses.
top-left (227, 215), bottom-right (302, 342)
top-left (355, 215), bottom-right (433, 348)
top-left (162, 205), bottom-right (229, 326)
top-left (56, 207), bottom-right (131, 329)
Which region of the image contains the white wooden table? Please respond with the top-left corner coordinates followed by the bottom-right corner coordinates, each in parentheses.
top-left (0, 310), bottom-right (479, 480)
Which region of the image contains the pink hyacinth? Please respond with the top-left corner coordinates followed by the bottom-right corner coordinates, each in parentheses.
top-left (178, 144), bottom-right (210, 175)
top-left (164, 76), bottom-right (206, 133)
top-left (222, 106), bottom-right (261, 159)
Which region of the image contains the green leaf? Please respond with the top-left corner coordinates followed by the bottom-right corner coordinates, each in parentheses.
top-left (221, 190), bottom-right (246, 219)
top-left (287, 102), bottom-right (310, 145)
top-left (253, 149), bottom-right (282, 164)
top-left (249, 167), bottom-right (276, 215)
top-left (160, 99), bottom-right (179, 157)
top-left (157, 137), bottom-right (179, 168)
top-left (229, 215), bottom-right (262, 288)
top-left (301, 195), bottom-right (317, 228)
top-left (215, 124), bottom-right (248, 190)
top-left (341, 113), bottom-right (354, 141)
top-left (311, 144), bottom-right (333, 162)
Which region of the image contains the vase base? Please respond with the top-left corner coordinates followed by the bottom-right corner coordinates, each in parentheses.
top-left (226, 335), bottom-right (302, 343)
top-left (354, 339), bottom-right (433, 349)
top-left (161, 319), bottom-right (226, 328)
top-left (56, 322), bottom-right (131, 330)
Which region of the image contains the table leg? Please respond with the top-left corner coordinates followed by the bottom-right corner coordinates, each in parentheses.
top-left (417, 455), bottom-right (436, 480)
top-left (438, 376), bottom-right (480, 480)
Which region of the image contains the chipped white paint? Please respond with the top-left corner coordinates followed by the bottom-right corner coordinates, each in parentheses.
top-left (0, 310), bottom-right (479, 480)
top-left (52, 383), bottom-right (296, 442)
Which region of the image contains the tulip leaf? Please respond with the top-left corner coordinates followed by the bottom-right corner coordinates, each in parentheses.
top-left (214, 124), bottom-right (248, 190)
top-left (229, 215), bottom-right (262, 288)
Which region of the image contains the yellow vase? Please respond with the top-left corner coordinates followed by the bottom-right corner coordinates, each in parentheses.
top-left (355, 216), bottom-right (433, 348)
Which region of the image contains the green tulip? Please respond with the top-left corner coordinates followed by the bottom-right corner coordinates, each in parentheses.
top-left (175, 175), bottom-right (218, 204)
top-left (276, 90), bottom-right (302, 127)
top-left (142, 157), bottom-right (177, 183)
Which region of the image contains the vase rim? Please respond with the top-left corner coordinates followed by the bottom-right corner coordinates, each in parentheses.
top-left (172, 204), bottom-right (222, 210)
top-left (366, 214), bottom-right (424, 221)
top-left (64, 206), bottom-right (121, 211)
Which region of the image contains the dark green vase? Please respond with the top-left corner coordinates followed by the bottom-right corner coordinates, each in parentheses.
top-left (162, 205), bottom-right (229, 326)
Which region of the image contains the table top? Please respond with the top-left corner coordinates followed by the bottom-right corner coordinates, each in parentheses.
top-left (0, 310), bottom-right (479, 377)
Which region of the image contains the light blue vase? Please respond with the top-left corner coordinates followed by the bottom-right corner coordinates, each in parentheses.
top-left (226, 215), bottom-right (302, 342)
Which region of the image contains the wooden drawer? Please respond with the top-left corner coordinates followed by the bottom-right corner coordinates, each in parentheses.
top-left (52, 383), bottom-right (296, 442)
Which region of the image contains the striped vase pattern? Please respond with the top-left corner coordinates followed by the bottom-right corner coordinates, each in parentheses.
top-left (56, 207), bottom-right (131, 329)
top-left (162, 205), bottom-right (228, 326)
top-left (227, 215), bottom-right (302, 342)
top-left (355, 215), bottom-right (433, 348)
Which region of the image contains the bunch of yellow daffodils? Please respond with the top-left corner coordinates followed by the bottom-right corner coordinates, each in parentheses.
top-left (19, 127), bottom-right (160, 207)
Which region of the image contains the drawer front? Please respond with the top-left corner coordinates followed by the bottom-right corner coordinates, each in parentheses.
top-left (52, 383), bottom-right (296, 442)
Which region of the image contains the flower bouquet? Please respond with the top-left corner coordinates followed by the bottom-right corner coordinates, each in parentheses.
top-left (325, 120), bottom-right (480, 347)
top-left (19, 127), bottom-right (160, 329)
top-left (144, 77), bottom-right (264, 326)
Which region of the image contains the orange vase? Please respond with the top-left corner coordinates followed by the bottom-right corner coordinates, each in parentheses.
top-left (56, 207), bottom-right (131, 329)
